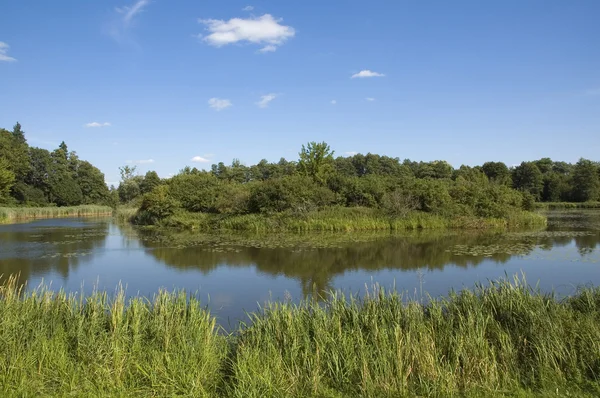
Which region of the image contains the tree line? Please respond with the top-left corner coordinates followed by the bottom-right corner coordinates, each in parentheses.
top-left (119, 141), bottom-right (600, 225)
top-left (0, 123), bottom-right (111, 206)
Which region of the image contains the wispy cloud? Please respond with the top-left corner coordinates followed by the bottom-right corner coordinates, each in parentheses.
top-left (85, 122), bottom-right (111, 128)
top-left (242, 5), bottom-right (254, 11)
top-left (331, 100), bottom-right (337, 105)
top-left (127, 159), bottom-right (155, 164)
top-left (256, 93), bottom-right (277, 108)
top-left (109, 0), bottom-right (150, 44)
top-left (365, 97), bottom-right (375, 102)
top-left (345, 151), bottom-right (358, 156)
top-left (198, 14), bottom-right (295, 53)
top-left (116, 0), bottom-right (150, 23)
top-left (208, 97), bottom-right (232, 111)
top-left (191, 156), bottom-right (210, 163)
top-left (0, 42), bottom-right (17, 62)
top-left (351, 70), bottom-right (385, 78)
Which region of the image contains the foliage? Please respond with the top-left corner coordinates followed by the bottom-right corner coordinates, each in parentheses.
top-left (136, 185), bottom-right (179, 224)
top-left (572, 158), bottom-right (600, 202)
top-left (298, 141), bottom-right (335, 184)
top-left (0, 157), bottom-right (15, 203)
top-left (0, 123), bottom-right (110, 207)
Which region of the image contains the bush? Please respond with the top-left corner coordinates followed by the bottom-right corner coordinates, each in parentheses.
top-left (248, 175), bottom-right (336, 214)
top-left (168, 173), bottom-right (220, 213)
top-left (136, 185), bottom-right (179, 224)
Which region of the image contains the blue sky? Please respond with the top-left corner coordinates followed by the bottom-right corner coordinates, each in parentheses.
top-left (1, 0), bottom-right (599, 185)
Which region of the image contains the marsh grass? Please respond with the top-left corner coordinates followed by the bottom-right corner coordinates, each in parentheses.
top-left (1, 275), bottom-right (599, 396)
top-left (0, 205), bottom-right (113, 223)
top-left (141, 207), bottom-right (547, 233)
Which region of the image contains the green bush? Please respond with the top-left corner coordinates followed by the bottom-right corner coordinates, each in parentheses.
top-left (248, 175), bottom-right (335, 214)
top-left (136, 185), bottom-right (179, 224)
top-left (168, 173), bottom-right (220, 213)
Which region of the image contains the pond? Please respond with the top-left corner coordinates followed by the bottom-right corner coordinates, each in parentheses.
top-left (1, 210), bottom-right (599, 325)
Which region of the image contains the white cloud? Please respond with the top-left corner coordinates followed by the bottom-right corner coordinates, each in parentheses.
top-left (0, 42), bottom-right (17, 62)
top-left (365, 97), bottom-right (375, 102)
top-left (198, 14), bottom-right (295, 52)
top-left (242, 5), bottom-right (254, 11)
top-left (257, 44), bottom-right (277, 53)
top-left (345, 151), bottom-right (358, 156)
top-left (127, 159), bottom-right (155, 164)
top-left (208, 97), bottom-right (232, 111)
top-left (191, 156), bottom-right (210, 163)
top-left (85, 122), bottom-right (111, 128)
top-left (115, 0), bottom-right (150, 24)
top-left (331, 100), bottom-right (337, 105)
top-left (256, 93), bottom-right (277, 108)
top-left (351, 70), bottom-right (385, 78)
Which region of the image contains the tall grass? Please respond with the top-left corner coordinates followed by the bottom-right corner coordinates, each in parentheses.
top-left (143, 207), bottom-right (547, 232)
top-left (1, 275), bottom-right (599, 396)
top-left (0, 205), bottom-right (113, 223)
top-left (0, 277), bottom-right (225, 397)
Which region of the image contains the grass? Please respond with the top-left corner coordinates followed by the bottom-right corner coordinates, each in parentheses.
top-left (0, 205), bottom-right (113, 224)
top-left (1, 275), bottom-right (599, 397)
top-left (135, 207), bottom-right (547, 233)
top-left (535, 202), bottom-right (600, 210)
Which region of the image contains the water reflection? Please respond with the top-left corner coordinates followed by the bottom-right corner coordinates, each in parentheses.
top-left (0, 211), bottom-right (598, 311)
top-left (0, 219), bottom-right (110, 285)
top-left (137, 226), bottom-right (599, 298)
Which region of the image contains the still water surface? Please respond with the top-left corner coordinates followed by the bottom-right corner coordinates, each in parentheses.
top-left (1, 210), bottom-right (599, 324)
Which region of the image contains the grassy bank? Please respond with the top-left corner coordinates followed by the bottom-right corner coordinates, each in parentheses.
top-left (127, 207), bottom-right (547, 232)
top-left (1, 276), bottom-right (599, 397)
top-left (535, 202), bottom-right (600, 210)
top-left (0, 205), bottom-right (113, 224)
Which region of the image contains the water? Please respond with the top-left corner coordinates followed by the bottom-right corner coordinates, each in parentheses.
top-left (1, 210), bottom-right (599, 325)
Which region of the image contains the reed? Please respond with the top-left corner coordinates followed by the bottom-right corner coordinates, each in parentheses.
top-left (0, 275), bottom-right (599, 396)
top-left (0, 205), bottom-right (113, 223)
top-left (142, 207), bottom-right (547, 232)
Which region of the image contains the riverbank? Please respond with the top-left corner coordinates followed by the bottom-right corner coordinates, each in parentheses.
top-left (0, 275), bottom-right (598, 397)
top-left (535, 202), bottom-right (600, 210)
top-left (120, 207), bottom-right (547, 232)
top-left (0, 205), bottom-right (113, 224)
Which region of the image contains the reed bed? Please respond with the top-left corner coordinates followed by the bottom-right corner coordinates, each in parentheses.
top-left (0, 275), bottom-right (599, 397)
top-left (0, 205), bottom-right (112, 223)
top-left (144, 208), bottom-right (547, 233)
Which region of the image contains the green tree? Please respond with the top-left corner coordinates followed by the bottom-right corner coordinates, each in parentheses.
top-left (77, 161), bottom-right (110, 204)
top-left (298, 141), bottom-right (334, 184)
top-left (140, 170), bottom-right (161, 194)
top-left (481, 162), bottom-right (512, 186)
top-left (572, 158), bottom-right (600, 202)
top-left (512, 162), bottom-right (543, 200)
top-left (0, 157), bottom-right (15, 202)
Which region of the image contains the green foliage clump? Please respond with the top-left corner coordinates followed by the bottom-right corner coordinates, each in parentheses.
top-left (136, 185), bottom-right (179, 224)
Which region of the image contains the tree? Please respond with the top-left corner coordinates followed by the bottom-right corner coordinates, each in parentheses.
top-left (140, 171), bottom-right (161, 194)
top-left (512, 162), bottom-right (543, 200)
top-left (298, 141), bottom-right (334, 184)
top-left (572, 158), bottom-right (600, 202)
top-left (0, 157), bottom-right (15, 202)
top-left (77, 161), bottom-right (110, 204)
top-left (482, 161), bottom-right (512, 186)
